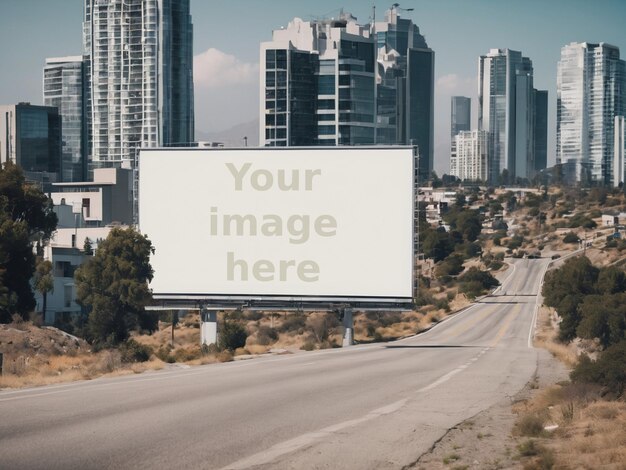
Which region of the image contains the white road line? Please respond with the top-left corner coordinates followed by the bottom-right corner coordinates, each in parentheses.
top-left (220, 345), bottom-right (487, 470)
top-left (528, 260), bottom-right (551, 349)
top-left (220, 398), bottom-right (408, 470)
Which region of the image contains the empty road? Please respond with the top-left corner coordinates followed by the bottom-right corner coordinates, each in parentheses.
top-left (0, 258), bottom-right (549, 469)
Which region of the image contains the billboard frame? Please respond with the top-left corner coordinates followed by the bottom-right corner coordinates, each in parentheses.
top-left (139, 146), bottom-right (418, 310)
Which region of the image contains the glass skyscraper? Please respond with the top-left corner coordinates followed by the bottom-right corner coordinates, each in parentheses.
top-left (478, 48), bottom-right (547, 183)
top-left (43, 56), bottom-right (86, 182)
top-left (557, 42), bottom-right (626, 185)
top-left (451, 96), bottom-right (471, 138)
top-left (533, 90), bottom-right (548, 173)
top-left (260, 13), bottom-right (375, 148)
top-left (83, 0), bottom-right (194, 215)
top-left (0, 103), bottom-right (61, 188)
top-left (374, 8), bottom-right (435, 179)
top-left (260, 8), bottom-right (434, 178)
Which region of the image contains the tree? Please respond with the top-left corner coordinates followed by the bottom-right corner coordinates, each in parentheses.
top-left (75, 227), bottom-right (156, 345)
top-left (33, 257), bottom-right (54, 324)
top-left (218, 315), bottom-right (247, 351)
top-left (83, 237), bottom-right (94, 256)
top-left (0, 162), bottom-right (57, 322)
top-left (455, 210), bottom-right (482, 242)
top-left (576, 294), bottom-right (626, 348)
top-left (454, 193), bottom-right (466, 208)
top-left (421, 228), bottom-right (455, 262)
top-left (571, 340), bottom-right (626, 397)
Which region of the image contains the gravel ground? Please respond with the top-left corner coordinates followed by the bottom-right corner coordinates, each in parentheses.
top-left (410, 335), bottom-right (569, 470)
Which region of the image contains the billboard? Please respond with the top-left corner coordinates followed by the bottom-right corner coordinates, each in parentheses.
top-left (139, 147), bottom-right (414, 303)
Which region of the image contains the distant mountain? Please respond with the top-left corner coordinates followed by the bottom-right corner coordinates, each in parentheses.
top-left (196, 119), bottom-right (259, 147)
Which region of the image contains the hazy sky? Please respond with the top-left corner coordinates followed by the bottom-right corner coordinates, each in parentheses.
top-left (1, 0), bottom-right (625, 174)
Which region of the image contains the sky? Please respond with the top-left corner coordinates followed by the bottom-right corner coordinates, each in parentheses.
top-left (1, 0), bottom-right (625, 175)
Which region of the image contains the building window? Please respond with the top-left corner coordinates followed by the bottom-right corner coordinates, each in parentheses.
top-left (82, 198), bottom-right (90, 218)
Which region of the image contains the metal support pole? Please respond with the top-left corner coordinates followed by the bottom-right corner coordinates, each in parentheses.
top-left (342, 308), bottom-right (354, 347)
top-left (200, 308), bottom-right (218, 347)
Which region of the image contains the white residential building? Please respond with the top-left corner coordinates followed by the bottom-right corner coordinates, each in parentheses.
top-left (614, 116), bottom-right (626, 187)
top-left (83, 0), bottom-right (194, 217)
top-left (557, 42), bottom-right (626, 185)
top-left (451, 130), bottom-right (489, 182)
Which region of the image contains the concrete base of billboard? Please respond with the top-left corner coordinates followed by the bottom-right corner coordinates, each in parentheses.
top-left (342, 308), bottom-right (354, 347)
top-left (200, 310), bottom-right (218, 346)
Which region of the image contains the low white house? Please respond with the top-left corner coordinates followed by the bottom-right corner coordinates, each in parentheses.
top-left (35, 169), bottom-right (132, 325)
top-left (601, 212), bottom-right (626, 227)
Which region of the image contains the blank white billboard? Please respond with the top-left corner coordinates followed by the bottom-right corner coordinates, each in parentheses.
top-left (139, 147), bottom-right (414, 301)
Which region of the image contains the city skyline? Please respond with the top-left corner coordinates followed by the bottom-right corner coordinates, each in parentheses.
top-left (1, 0), bottom-right (626, 175)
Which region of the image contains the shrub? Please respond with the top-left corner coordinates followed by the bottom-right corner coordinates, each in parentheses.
top-left (278, 314), bottom-right (306, 333)
top-left (173, 346), bottom-right (201, 362)
top-left (218, 318), bottom-right (247, 351)
top-left (414, 288), bottom-right (434, 307)
top-left (119, 339), bottom-right (152, 363)
top-left (243, 310), bottom-right (263, 321)
top-left (434, 298), bottom-right (450, 312)
top-left (563, 231), bottom-right (579, 244)
top-left (255, 325), bottom-right (279, 346)
top-left (516, 414), bottom-right (545, 437)
top-left (508, 235), bottom-right (524, 250)
top-left (436, 254), bottom-right (464, 277)
top-left (301, 341), bottom-right (315, 351)
top-left (570, 340), bottom-right (626, 396)
top-left (156, 345), bottom-right (175, 363)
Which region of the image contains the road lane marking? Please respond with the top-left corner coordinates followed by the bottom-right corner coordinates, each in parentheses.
top-left (490, 303), bottom-right (521, 347)
top-left (494, 261), bottom-right (517, 294)
top-left (528, 260), bottom-right (551, 348)
top-left (220, 398), bottom-right (408, 470)
top-left (438, 304), bottom-right (498, 341)
top-left (221, 345), bottom-right (491, 470)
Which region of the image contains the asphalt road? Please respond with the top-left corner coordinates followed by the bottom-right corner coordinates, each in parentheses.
top-left (0, 258), bottom-right (550, 470)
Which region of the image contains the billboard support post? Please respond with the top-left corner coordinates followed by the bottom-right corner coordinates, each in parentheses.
top-left (342, 308), bottom-right (354, 347)
top-left (200, 308), bottom-right (218, 347)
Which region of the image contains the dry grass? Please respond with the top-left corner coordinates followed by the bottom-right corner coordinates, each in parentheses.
top-left (533, 306), bottom-right (579, 367)
top-left (0, 349), bottom-right (166, 389)
top-left (515, 276), bottom-right (626, 469)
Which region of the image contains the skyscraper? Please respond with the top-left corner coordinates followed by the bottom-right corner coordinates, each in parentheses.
top-left (83, 0), bottom-right (194, 213)
top-left (533, 89), bottom-right (548, 173)
top-left (478, 48), bottom-right (546, 183)
top-left (451, 96), bottom-right (471, 138)
top-left (260, 13), bottom-right (375, 148)
top-left (557, 42), bottom-right (626, 185)
top-left (260, 7), bottom-right (434, 179)
top-left (450, 130), bottom-right (488, 182)
top-left (0, 103), bottom-right (61, 188)
top-left (374, 7), bottom-right (434, 180)
top-left (614, 116), bottom-right (626, 187)
top-left (43, 56), bottom-right (86, 182)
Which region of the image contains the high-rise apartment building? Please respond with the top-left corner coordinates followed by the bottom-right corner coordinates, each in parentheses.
top-left (260, 13), bottom-right (375, 148)
top-left (83, 0), bottom-right (194, 214)
top-left (43, 56), bottom-right (86, 182)
top-left (533, 89), bottom-right (548, 173)
top-left (451, 96), bottom-right (471, 138)
top-left (478, 48), bottom-right (547, 183)
top-left (614, 116), bottom-right (626, 187)
top-left (557, 42), bottom-right (626, 185)
top-left (0, 103), bottom-right (61, 188)
top-left (450, 130), bottom-right (488, 182)
top-left (260, 7), bottom-right (434, 179)
top-left (374, 7), bottom-right (434, 179)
